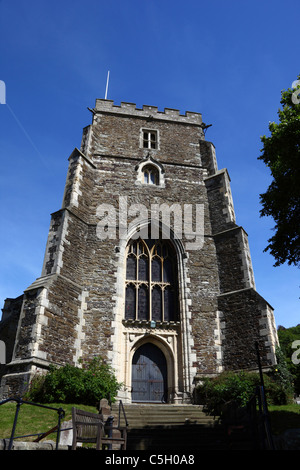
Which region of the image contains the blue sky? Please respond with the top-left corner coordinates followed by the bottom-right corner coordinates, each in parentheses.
top-left (0, 0), bottom-right (299, 328)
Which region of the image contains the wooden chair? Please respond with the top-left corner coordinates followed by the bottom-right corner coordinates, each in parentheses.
top-left (71, 407), bottom-right (127, 450)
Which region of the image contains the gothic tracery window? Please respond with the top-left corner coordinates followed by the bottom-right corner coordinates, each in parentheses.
top-left (125, 239), bottom-right (178, 322)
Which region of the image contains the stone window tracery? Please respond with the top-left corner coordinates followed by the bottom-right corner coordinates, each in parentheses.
top-left (125, 238), bottom-right (178, 322)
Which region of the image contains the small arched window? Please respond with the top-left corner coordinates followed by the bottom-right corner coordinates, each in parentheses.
top-left (135, 156), bottom-right (165, 188)
top-left (142, 164), bottom-right (159, 185)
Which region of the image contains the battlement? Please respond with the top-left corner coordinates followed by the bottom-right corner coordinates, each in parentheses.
top-left (94, 99), bottom-right (202, 125)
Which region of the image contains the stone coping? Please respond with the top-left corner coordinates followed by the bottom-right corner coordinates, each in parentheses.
top-left (94, 99), bottom-right (203, 125)
top-left (0, 439), bottom-right (69, 450)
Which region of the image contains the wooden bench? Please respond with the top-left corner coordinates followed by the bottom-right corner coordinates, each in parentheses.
top-left (71, 407), bottom-right (127, 450)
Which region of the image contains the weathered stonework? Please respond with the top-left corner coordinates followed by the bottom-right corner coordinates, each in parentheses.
top-left (0, 100), bottom-right (278, 402)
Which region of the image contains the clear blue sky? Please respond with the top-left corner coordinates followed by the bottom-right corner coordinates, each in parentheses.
top-left (0, 0), bottom-right (299, 328)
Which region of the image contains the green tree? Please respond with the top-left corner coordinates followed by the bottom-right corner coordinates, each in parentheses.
top-left (258, 75), bottom-right (300, 267)
top-left (277, 325), bottom-right (300, 395)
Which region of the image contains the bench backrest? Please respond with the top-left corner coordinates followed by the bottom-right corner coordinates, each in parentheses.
top-left (72, 407), bottom-right (104, 442)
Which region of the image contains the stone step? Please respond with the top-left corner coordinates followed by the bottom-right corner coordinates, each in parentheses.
top-left (111, 403), bottom-right (216, 428)
top-left (109, 403), bottom-right (256, 450)
top-left (126, 425), bottom-right (228, 451)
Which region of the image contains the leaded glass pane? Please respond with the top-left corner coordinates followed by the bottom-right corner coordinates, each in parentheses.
top-left (138, 256), bottom-right (149, 281)
top-left (162, 243), bottom-right (168, 258)
top-left (125, 285), bottom-right (136, 320)
top-left (138, 286), bottom-right (149, 320)
top-left (163, 258), bottom-right (173, 283)
top-left (150, 171), bottom-right (156, 184)
top-left (144, 239), bottom-right (156, 250)
top-left (152, 286), bottom-right (162, 322)
top-left (152, 257), bottom-right (161, 282)
top-left (164, 287), bottom-right (175, 321)
top-left (126, 255), bottom-right (136, 280)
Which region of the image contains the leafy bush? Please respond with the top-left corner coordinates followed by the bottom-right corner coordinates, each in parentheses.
top-left (195, 371), bottom-right (260, 416)
top-left (24, 357), bottom-right (122, 406)
top-left (194, 368), bottom-right (293, 416)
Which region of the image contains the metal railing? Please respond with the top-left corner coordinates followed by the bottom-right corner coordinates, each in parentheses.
top-left (247, 386), bottom-right (275, 449)
top-left (253, 342), bottom-right (275, 449)
top-left (0, 397), bottom-right (65, 450)
top-left (118, 400), bottom-right (129, 428)
top-left (225, 343), bottom-right (276, 449)
top-left (107, 392), bottom-right (129, 429)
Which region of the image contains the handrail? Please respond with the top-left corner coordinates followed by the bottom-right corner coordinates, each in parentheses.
top-left (254, 342), bottom-right (275, 450)
top-left (257, 385), bottom-right (275, 450)
top-left (118, 400), bottom-right (129, 428)
top-left (0, 397), bottom-right (65, 450)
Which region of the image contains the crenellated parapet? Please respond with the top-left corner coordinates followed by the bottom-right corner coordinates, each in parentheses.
top-left (93, 99), bottom-right (203, 126)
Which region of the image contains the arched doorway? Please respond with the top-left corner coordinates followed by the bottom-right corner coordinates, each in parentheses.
top-left (131, 343), bottom-right (168, 403)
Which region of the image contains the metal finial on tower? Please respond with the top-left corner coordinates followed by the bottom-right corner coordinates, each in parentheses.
top-left (105, 71), bottom-right (110, 100)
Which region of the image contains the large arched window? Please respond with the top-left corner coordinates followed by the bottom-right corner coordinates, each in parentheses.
top-left (125, 239), bottom-right (178, 322)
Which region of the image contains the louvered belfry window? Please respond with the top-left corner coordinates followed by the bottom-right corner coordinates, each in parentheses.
top-left (125, 238), bottom-right (178, 322)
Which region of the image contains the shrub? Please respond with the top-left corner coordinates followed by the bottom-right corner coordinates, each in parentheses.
top-left (195, 371), bottom-right (260, 416)
top-left (24, 356), bottom-right (122, 406)
top-left (195, 368), bottom-right (293, 416)
top-left (267, 346), bottom-right (294, 404)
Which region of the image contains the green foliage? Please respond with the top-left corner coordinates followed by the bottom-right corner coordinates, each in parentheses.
top-left (195, 369), bottom-right (294, 416)
top-left (258, 74), bottom-right (300, 267)
top-left (269, 346), bottom-right (294, 397)
top-left (195, 371), bottom-right (260, 415)
top-left (277, 325), bottom-right (300, 395)
top-left (24, 357), bottom-right (122, 406)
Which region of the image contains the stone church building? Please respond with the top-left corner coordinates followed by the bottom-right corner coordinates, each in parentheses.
top-left (0, 99), bottom-right (278, 403)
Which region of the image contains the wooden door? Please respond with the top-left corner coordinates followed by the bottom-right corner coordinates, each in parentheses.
top-left (132, 343), bottom-right (167, 402)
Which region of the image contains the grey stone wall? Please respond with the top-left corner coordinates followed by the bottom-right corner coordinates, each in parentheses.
top-left (0, 100), bottom-right (278, 399)
top-left (218, 288), bottom-right (277, 370)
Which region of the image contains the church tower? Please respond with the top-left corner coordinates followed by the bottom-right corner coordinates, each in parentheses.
top-left (0, 100), bottom-right (278, 402)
